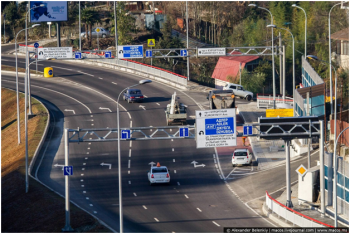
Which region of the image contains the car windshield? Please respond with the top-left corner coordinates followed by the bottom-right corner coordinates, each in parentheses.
top-left (234, 152), bottom-right (247, 156)
top-left (152, 168), bottom-right (168, 173)
top-left (130, 91), bottom-right (141, 95)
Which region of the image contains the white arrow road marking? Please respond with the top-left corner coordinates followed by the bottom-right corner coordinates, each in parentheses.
top-left (99, 107), bottom-right (112, 112)
top-left (149, 162), bottom-right (156, 167)
top-left (54, 164), bottom-right (65, 170)
top-left (191, 161), bottom-right (205, 168)
top-left (100, 162), bottom-right (112, 169)
top-left (139, 105), bottom-right (146, 110)
top-left (64, 109), bottom-right (75, 115)
top-left (156, 103), bottom-right (160, 106)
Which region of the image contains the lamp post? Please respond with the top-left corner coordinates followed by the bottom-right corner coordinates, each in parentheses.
top-left (328, 2), bottom-right (342, 116)
top-left (26, 4), bottom-right (44, 116)
top-left (186, 1), bottom-right (190, 81)
top-left (267, 25), bottom-right (294, 110)
top-left (116, 79), bottom-right (152, 233)
top-left (79, 1), bottom-right (81, 51)
top-left (292, 4), bottom-right (307, 56)
top-left (249, 4), bottom-right (276, 108)
top-left (15, 24), bottom-right (40, 144)
top-left (307, 55), bottom-right (338, 217)
top-left (333, 127), bottom-right (349, 227)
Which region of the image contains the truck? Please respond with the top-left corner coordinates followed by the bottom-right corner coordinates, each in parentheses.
top-left (165, 92), bottom-right (187, 125)
top-left (207, 89), bottom-right (236, 109)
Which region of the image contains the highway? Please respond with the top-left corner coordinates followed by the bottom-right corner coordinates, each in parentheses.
top-left (2, 52), bottom-right (275, 232)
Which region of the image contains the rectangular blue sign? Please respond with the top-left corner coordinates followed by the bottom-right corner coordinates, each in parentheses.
top-left (243, 126), bottom-right (253, 135)
top-left (118, 45), bottom-right (143, 58)
top-left (63, 166), bottom-right (73, 176)
top-left (179, 128), bottom-right (189, 137)
top-left (121, 130), bottom-right (131, 139)
top-left (205, 117), bottom-right (234, 135)
top-left (30, 1), bottom-right (68, 23)
top-left (146, 50), bottom-right (152, 58)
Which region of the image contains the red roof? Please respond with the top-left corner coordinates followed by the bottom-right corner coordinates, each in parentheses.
top-left (211, 52), bottom-right (259, 83)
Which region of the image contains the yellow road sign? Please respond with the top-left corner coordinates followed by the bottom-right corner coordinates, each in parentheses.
top-left (296, 164), bottom-right (307, 177)
top-left (266, 109), bottom-right (294, 118)
top-left (96, 28), bottom-right (100, 32)
top-left (147, 39), bottom-right (155, 47)
top-left (325, 96), bottom-right (335, 103)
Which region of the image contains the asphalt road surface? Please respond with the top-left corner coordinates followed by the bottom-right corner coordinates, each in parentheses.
top-left (2, 52), bottom-right (285, 232)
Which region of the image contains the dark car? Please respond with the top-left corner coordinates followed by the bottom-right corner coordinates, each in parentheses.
top-left (123, 89), bottom-right (144, 103)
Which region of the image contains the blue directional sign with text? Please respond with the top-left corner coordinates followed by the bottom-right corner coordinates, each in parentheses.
top-left (180, 49), bottom-right (187, 57)
top-left (34, 42), bottom-right (39, 48)
top-left (64, 166), bottom-right (73, 176)
top-left (205, 117), bottom-right (234, 135)
top-left (146, 50), bottom-right (152, 58)
top-left (118, 45), bottom-right (143, 58)
top-left (179, 128), bottom-right (189, 137)
top-left (105, 51), bottom-right (112, 58)
top-left (243, 125), bottom-right (253, 136)
top-left (121, 130), bottom-right (131, 139)
top-left (75, 52), bottom-right (82, 59)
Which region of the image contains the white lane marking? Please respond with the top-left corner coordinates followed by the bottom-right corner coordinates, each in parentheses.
top-left (91, 124), bottom-right (94, 126)
top-left (82, 168), bottom-right (85, 170)
top-left (215, 164), bottom-right (218, 169)
top-left (128, 160), bottom-right (131, 169)
top-left (81, 174), bottom-right (84, 176)
top-left (139, 105), bottom-right (146, 110)
top-left (80, 179), bottom-right (84, 182)
top-left (154, 218), bottom-right (159, 222)
top-left (85, 157), bottom-right (88, 159)
top-left (150, 125), bottom-right (153, 132)
top-left (128, 181), bottom-right (131, 184)
top-left (143, 205), bottom-right (147, 210)
top-left (99, 77), bottom-right (103, 79)
top-left (177, 182), bottom-right (180, 186)
top-left (213, 154), bottom-right (216, 159)
top-left (171, 139), bottom-right (173, 142)
top-left (50, 65), bottom-right (73, 71)
top-left (83, 191), bottom-right (86, 193)
top-left (87, 152), bottom-right (90, 154)
top-left (86, 197), bottom-right (89, 200)
top-left (174, 170), bottom-right (176, 173)
top-left (156, 103), bottom-right (160, 106)
top-left (173, 159), bottom-right (175, 162)
top-left (129, 149), bottom-right (131, 157)
top-left (127, 112), bottom-right (131, 119)
top-left (225, 168), bottom-right (238, 180)
top-left (128, 170), bottom-right (130, 174)
top-left (130, 120), bottom-right (132, 127)
top-left (172, 148), bottom-right (174, 152)
top-left (112, 82), bottom-right (117, 85)
top-left (197, 208), bottom-right (202, 212)
top-left (184, 194), bottom-right (189, 199)
top-left (212, 221), bottom-right (220, 227)
top-left (133, 193), bottom-right (137, 197)
top-left (99, 107), bottom-right (112, 112)
top-left (214, 159), bottom-right (217, 164)
top-left (144, 95), bottom-right (148, 98)
top-left (77, 70), bottom-right (94, 77)
top-left (64, 109), bottom-right (75, 114)
top-left (130, 141), bottom-right (132, 147)
top-left (91, 115), bottom-right (93, 117)
top-left (90, 204), bottom-right (93, 206)
top-left (94, 211), bottom-right (97, 214)
top-left (81, 185), bottom-right (84, 187)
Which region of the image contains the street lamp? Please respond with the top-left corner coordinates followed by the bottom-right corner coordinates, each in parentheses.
top-left (306, 54), bottom-right (338, 217)
top-left (328, 2), bottom-right (342, 117)
top-left (15, 24), bottom-right (40, 144)
top-left (26, 4), bottom-right (44, 115)
top-left (116, 79), bottom-right (152, 233)
top-left (292, 4), bottom-right (307, 57)
top-left (267, 25), bottom-right (295, 115)
top-left (333, 127), bottom-right (349, 227)
top-left (249, 4), bottom-right (276, 109)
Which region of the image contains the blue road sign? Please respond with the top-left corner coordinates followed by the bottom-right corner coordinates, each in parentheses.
top-left (146, 50), bottom-right (152, 58)
top-left (75, 52), bottom-right (82, 59)
top-left (118, 45), bottom-right (143, 58)
top-left (64, 166), bottom-right (73, 176)
top-left (243, 125), bottom-right (253, 136)
top-left (205, 117), bottom-right (234, 136)
top-left (179, 128), bottom-right (189, 137)
top-left (34, 42), bottom-right (39, 48)
top-left (48, 70), bottom-right (53, 75)
top-left (121, 130), bottom-right (131, 139)
top-left (105, 51), bottom-right (112, 58)
top-left (180, 49), bottom-right (187, 57)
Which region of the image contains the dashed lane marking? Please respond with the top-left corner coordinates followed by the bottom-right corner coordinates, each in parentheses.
top-left (128, 170), bottom-right (130, 174)
top-left (173, 159), bottom-right (175, 162)
top-left (90, 204), bottom-right (93, 206)
top-left (184, 194), bottom-right (189, 199)
top-left (133, 193), bottom-right (137, 197)
top-left (128, 181), bottom-right (131, 184)
top-left (154, 218), bottom-right (159, 222)
top-left (129, 149), bottom-right (131, 157)
top-left (174, 170), bottom-right (176, 173)
top-left (99, 77), bottom-right (103, 79)
top-left (128, 160), bottom-right (131, 169)
top-left (177, 182), bottom-right (180, 186)
top-left (112, 82), bottom-right (117, 85)
top-left (143, 205), bottom-right (147, 210)
top-left (172, 148), bottom-right (174, 152)
top-left (197, 208), bottom-right (202, 212)
top-left (212, 221), bottom-right (220, 227)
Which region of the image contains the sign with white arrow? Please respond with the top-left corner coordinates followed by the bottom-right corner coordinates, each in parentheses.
top-left (121, 130), bottom-right (131, 139)
top-left (54, 163), bottom-right (65, 170)
top-left (100, 162), bottom-right (112, 169)
top-left (64, 109), bottom-right (75, 114)
top-left (139, 105), bottom-right (146, 110)
top-left (191, 161), bottom-right (205, 168)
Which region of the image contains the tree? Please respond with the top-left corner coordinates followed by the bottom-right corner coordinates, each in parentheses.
top-left (111, 2), bottom-right (135, 45)
top-left (3, 2), bottom-right (19, 40)
top-left (81, 7), bottom-right (99, 48)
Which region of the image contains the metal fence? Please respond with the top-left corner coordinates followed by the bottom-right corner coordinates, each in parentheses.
top-left (265, 191), bottom-right (334, 228)
top-left (257, 94), bottom-right (293, 109)
top-left (18, 44), bottom-right (188, 87)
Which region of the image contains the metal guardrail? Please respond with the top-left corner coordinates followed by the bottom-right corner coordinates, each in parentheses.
top-left (265, 191), bottom-right (334, 228)
top-left (257, 94), bottom-right (293, 109)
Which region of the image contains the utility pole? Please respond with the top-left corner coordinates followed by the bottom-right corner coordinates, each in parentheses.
top-left (3, 14), bottom-right (5, 44)
top-left (279, 32), bottom-right (282, 94)
top-left (114, 1), bottom-right (118, 64)
top-left (186, 1), bottom-right (189, 81)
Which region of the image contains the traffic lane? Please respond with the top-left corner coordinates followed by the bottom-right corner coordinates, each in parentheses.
top-left (226, 149), bottom-right (321, 204)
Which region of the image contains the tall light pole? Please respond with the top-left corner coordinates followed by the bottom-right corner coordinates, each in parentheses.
top-left (328, 2), bottom-right (342, 116)
top-left (3, 14), bottom-right (5, 44)
top-left (114, 1), bottom-right (118, 63)
top-left (186, 1), bottom-right (190, 81)
top-left (292, 4), bottom-right (307, 57)
top-left (249, 4), bottom-right (276, 108)
top-left (116, 79), bottom-right (152, 233)
top-left (79, 1), bottom-right (81, 51)
top-left (307, 55), bottom-right (338, 218)
top-left (15, 24), bottom-right (40, 144)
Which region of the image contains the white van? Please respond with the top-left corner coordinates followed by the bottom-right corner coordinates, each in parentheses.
top-left (232, 149), bottom-right (253, 166)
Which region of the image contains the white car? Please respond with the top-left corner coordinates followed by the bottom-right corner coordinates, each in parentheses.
top-left (232, 149), bottom-right (253, 166)
top-left (148, 163), bottom-right (170, 185)
top-left (223, 83), bottom-right (253, 101)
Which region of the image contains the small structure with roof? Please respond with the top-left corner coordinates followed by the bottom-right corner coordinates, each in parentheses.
top-left (330, 28), bottom-right (349, 70)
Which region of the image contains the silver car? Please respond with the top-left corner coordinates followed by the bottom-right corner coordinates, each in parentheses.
top-left (80, 27), bottom-right (110, 38)
top-left (223, 83), bottom-right (254, 101)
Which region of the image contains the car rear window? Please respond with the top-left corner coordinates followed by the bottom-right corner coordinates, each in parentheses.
top-left (130, 91), bottom-right (141, 95)
top-left (234, 152), bottom-right (247, 156)
top-left (152, 168), bottom-right (168, 173)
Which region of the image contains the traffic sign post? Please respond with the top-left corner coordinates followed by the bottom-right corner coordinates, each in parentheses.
top-left (105, 51), bottom-right (112, 58)
top-left (195, 109), bottom-right (237, 148)
top-left (34, 43), bottom-right (39, 73)
top-left (121, 130), bottom-right (131, 139)
top-left (75, 52), bottom-right (82, 59)
top-left (179, 128), bottom-right (189, 137)
top-left (180, 49), bottom-right (187, 57)
top-left (243, 125), bottom-right (253, 136)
